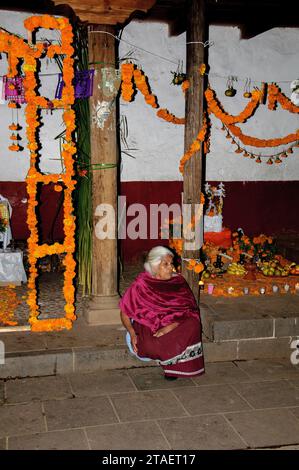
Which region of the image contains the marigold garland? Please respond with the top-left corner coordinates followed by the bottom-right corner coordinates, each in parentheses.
top-left (268, 83), bottom-right (299, 114)
top-left (0, 15), bottom-right (77, 332)
top-left (120, 63), bottom-right (135, 102)
top-left (227, 123), bottom-right (299, 148)
top-left (205, 86), bottom-right (262, 124)
top-left (179, 113), bottom-right (208, 174)
top-left (156, 108), bottom-right (185, 125)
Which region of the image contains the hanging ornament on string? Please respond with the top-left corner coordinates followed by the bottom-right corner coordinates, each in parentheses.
top-left (225, 76), bottom-right (237, 97)
top-left (8, 102), bottom-right (23, 152)
top-left (243, 78), bottom-right (252, 98)
top-left (171, 60), bottom-right (186, 86)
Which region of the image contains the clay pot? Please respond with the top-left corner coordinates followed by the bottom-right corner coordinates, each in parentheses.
top-left (243, 261), bottom-right (257, 280)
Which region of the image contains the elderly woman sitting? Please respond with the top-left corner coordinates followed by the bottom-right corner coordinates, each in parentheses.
top-left (120, 246), bottom-right (205, 379)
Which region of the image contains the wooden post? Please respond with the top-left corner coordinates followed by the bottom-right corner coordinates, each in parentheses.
top-left (84, 24), bottom-right (120, 325)
top-left (182, 0), bottom-right (206, 301)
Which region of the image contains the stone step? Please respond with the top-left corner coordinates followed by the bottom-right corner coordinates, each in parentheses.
top-left (0, 304), bottom-right (298, 379)
top-left (200, 295), bottom-right (299, 342)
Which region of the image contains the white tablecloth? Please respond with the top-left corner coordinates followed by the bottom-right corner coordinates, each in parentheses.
top-left (0, 250), bottom-right (27, 283)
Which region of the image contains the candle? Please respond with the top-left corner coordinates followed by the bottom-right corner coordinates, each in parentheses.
top-left (284, 284), bottom-right (290, 292)
top-left (259, 287), bottom-right (266, 295)
top-left (243, 287), bottom-right (249, 295)
top-left (227, 287), bottom-right (234, 294)
top-left (207, 283), bottom-right (214, 295)
top-left (272, 285), bottom-right (279, 293)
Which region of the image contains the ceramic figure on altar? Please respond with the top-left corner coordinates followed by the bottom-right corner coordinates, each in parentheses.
top-left (0, 194), bottom-right (13, 250)
top-left (204, 182), bottom-right (225, 233)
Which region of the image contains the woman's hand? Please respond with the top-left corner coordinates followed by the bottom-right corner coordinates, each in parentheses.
top-left (153, 322), bottom-right (179, 338)
top-left (130, 331), bottom-right (138, 353)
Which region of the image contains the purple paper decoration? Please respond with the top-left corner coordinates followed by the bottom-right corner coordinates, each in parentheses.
top-left (55, 70), bottom-right (95, 99)
top-left (3, 76), bottom-right (26, 104)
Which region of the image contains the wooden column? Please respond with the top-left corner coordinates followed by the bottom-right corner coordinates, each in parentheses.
top-left (84, 24), bottom-right (120, 325)
top-left (182, 0), bottom-right (207, 301)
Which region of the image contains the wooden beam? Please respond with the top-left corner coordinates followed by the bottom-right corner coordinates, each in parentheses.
top-left (182, 0), bottom-right (206, 302)
top-left (51, 0), bottom-right (156, 24)
top-left (84, 24), bottom-right (121, 325)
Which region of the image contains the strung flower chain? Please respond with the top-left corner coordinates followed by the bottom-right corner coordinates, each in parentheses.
top-left (0, 15), bottom-right (77, 331)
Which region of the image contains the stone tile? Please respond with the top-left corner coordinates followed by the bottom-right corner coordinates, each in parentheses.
top-left (110, 390), bottom-right (187, 422)
top-left (68, 370), bottom-right (135, 397)
top-left (172, 384), bottom-right (251, 415)
top-left (0, 380), bottom-right (4, 404)
top-left (0, 332), bottom-right (47, 353)
top-left (127, 367), bottom-right (195, 391)
top-left (74, 347), bottom-right (153, 373)
top-left (205, 302), bottom-right (271, 320)
top-left (6, 375), bottom-right (73, 404)
top-left (289, 407), bottom-right (299, 420)
top-left (8, 429), bottom-right (89, 450)
top-left (231, 380), bottom-right (299, 409)
top-left (261, 298), bottom-right (299, 317)
top-left (44, 396), bottom-right (118, 431)
top-left (0, 438), bottom-right (6, 450)
top-left (86, 421), bottom-right (169, 450)
top-left (237, 337), bottom-right (294, 360)
top-left (274, 317), bottom-right (299, 337)
top-left (0, 403), bottom-right (45, 439)
top-left (202, 340), bottom-right (238, 363)
top-left (274, 445), bottom-right (299, 450)
top-left (225, 408), bottom-right (299, 448)
top-left (288, 378), bottom-right (299, 388)
top-left (158, 415), bottom-right (247, 450)
top-left (235, 359), bottom-right (299, 381)
top-left (192, 362), bottom-right (251, 386)
top-left (43, 321), bottom-right (125, 350)
top-left (214, 319), bottom-right (273, 341)
top-left (0, 350), bottom-right (73, 379)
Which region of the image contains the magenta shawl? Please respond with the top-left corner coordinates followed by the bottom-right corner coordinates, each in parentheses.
top-left (119, 272), bottom-right (200, 333)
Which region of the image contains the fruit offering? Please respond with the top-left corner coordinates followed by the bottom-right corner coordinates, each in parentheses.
top-left (259, 260), bottom-right (289, 277)
top-left (289, 263), bottom-right (299, 275)
top-left (227, 262), bottom-right (246, 276)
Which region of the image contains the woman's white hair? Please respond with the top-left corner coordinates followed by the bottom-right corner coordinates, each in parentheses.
top-left (144, 246), bottom-right (174, 275)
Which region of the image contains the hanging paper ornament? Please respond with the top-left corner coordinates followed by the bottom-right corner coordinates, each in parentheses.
top-left (275, 157), bottom-right (282, 164)
top-left (243, 151), bottom-right (250, 157)
top-left (234, 146), bottom-right (243, 154)
top-left (55, 70), bottom-right (95, 99)
top-left (3, 76), bottom-right (26, 104)
top-left (290, 79), bottom-right (299, 105)
top-left (250, 154), bottom-right (255, 159)
top-left (266, 158), bottom-right (273, 165)
top-left (101, 67), bottom-right (121, 99)
top-left (256, 156), bottom-right (262, 163)
top-left (280, 152), bottom-right (288, 158)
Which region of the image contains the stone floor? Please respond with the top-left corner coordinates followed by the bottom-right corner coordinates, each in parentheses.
top-left (1, 359), bottom-right (299, 450)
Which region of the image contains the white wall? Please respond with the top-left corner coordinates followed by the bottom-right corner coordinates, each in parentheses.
top-left (0, 10), bottom-right (63, 181)
top-left (119, 21), bottom-right (299, 182)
